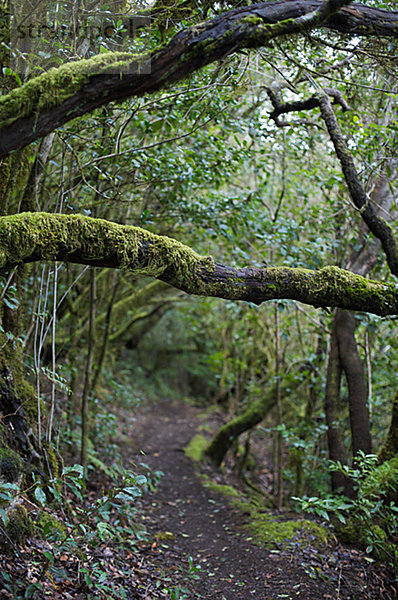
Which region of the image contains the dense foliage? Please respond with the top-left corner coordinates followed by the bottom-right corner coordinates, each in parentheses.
top-left (0, 0), bottom-right (397, 596)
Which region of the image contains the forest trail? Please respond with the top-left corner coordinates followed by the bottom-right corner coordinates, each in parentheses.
top-left (129, 399), bottom-right (387, 600)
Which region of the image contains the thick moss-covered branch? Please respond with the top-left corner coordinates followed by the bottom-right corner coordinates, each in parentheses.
top-left (205, 386), bottom-right (277, 466)
top-left (205, 368), bottom-right (308, 466)
top-left (1, 212), bottom-right (398, 316)
top-left (0, 2), bottom-right (397, 157)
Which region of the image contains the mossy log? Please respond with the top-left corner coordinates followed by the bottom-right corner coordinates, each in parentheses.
top-left (0, 2), bottom-right (397, 157)
top-left (0, 213), bottom-right (398, 317)
top-left (205, 374), bottom-right (306, 466)
top-left (204, 394), bottom-right (276, 466)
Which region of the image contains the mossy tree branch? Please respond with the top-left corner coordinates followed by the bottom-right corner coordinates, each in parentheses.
top-left (318, 95), bottom-right (398, 276)
top-left (268, 89), bottom-right (398, 276)
top-left (205, 365), bottom-right (308, 466)
top-left (205, 390), bottom-right (277, 466)
top-left (1, 212), bottom-right (398, 316)
top-left (0, 1), bottom-right (397, 157)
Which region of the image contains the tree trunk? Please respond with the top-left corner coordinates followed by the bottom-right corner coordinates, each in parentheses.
top-left (324, 316), bottom-right (347, 491)
top-left (274, 303), bottom-right (283, 509)
top-left (378, 393), bottom-right (398, 464)
top-left (324, 167), bottom-right (395, 486)
top-left (204, 391), bottom-right (277, 467)
top-left (335, 309), bottom-right (372, 456)
top-left (80, 267), bottom-right (96, 475)
top-left (205, 369), bottom-right (307, 466)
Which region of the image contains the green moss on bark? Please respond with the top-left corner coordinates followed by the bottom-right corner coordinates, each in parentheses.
top-left (0, 213), bottom-right (397, 316)
top-left (0, 446), bottom-right (22, 482)
top-left (0, 52), bottom-right (143, 128)
top-left (0, 160), bottom-right (10, 214)
top-left (5, 505), bottom-right (34, 545)
top-left (0, 211), bottom-right (213, 279)
top-left (205, 372), bottom-right (307, 466)
top-left (0, 330), bottom-right (37, 458)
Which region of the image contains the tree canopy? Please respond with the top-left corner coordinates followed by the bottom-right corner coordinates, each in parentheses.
top-left (0, 0), bottom-right (398, 312)
top-left (0, 0), bottom-right (397, 156)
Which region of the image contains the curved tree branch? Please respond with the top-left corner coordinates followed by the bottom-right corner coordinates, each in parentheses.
top-left (267, 88), bottom-right (398, 276)
top-left (318, 94), bottom-right (398, 276)
top-left (0, 1), bottom-right (397, 158)
top-left (1, 212), bottom-right (397, 316)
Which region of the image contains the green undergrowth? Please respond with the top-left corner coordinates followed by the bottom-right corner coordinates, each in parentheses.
top-left (0, 460), bottom-right (163, 599)
top-left (294, 453), bottom-right (398, 575)
top-left (200, 475), bottom-right (330, 550)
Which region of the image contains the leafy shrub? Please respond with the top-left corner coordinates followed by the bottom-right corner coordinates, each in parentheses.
top-left (0, 461), bottom-right (163, 598)
top-left (293, 451), bottom-right (398, 576)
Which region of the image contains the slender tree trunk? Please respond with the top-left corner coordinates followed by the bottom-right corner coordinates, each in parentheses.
top-left (91, 271), bottom-right (119, 393)
top-left (324, 315), bottom-right (347, 491)
top-left (81, 267), bottom-right (96, 475)
top-left (323, 166), bottom-right (395, 487)
top-left (335, 309), bottom-right (371, 456)
top-left (293, 330), bottom-right (325, 497)
top-left (378, 392), bottom-right (398, 464)
top-left (274, 303), bottom-right (283, 509)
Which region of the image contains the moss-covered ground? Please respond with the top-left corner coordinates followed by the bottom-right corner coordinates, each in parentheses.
top-left (200, 475), bottom-right (330, 550)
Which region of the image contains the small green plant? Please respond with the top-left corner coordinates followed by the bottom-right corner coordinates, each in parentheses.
top-left (293, 451), bottom-right (398, 576)
top-left (0, 481), bottom-right (19, 526)
top-left (0, 461), bottom-right (162, 599)
top-left (293, 494), bottom-right (353, 523)
top-left (158, 556), bottom-right (202, 599)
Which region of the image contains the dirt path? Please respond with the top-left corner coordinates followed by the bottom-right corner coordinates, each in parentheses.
top-left (129, 399), bottom-right (391, 600)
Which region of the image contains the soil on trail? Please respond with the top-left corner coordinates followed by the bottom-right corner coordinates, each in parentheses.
top-left (130, 399), bottom-right (395, 600)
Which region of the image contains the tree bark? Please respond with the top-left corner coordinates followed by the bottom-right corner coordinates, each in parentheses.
top-left (0, 212), bottom-right (398, 316)
top-left (0, 2), bottom-right (397, 157)
top-left (204, 389), bottom-right (277, 466)
top-left (80, 267), bottom-right (96, 475)
top-left (378, 393), bottom-right (398, 464)
top-left (319, 96), bottom-right (398, 276)
top-left (205, 368), bottom-right (307, 466)
top-left (335, 309), bottom-right (372, 456)
top-left (324, 167), bottom-right (395, 488)
top-left (274, 303), bottom-right (283, 509)
top-left (324, 316), bottom-right (347, 491)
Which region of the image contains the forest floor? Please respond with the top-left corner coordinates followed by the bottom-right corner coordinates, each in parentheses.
top-left (127, 398), bottom-right (396, 600)
top-left (0, 397), bottom-right (396, 599)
